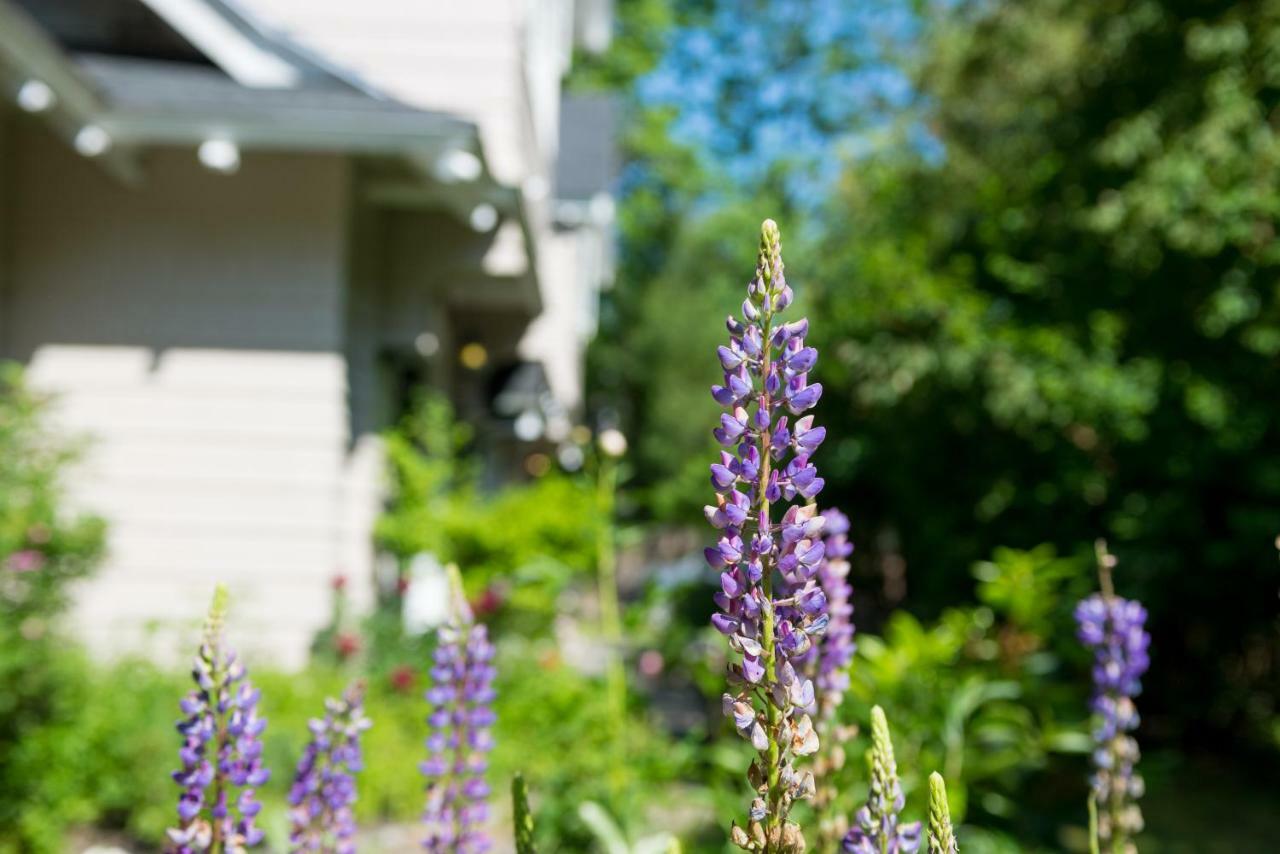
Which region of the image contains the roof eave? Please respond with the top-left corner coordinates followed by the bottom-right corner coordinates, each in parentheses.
top-left (0, 0), bottom-right (541, 315)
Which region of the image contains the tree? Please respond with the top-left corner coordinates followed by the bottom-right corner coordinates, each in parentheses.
top-left (811, 0), bottom-right (1280, 746)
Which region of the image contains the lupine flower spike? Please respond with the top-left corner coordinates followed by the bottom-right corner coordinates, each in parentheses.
top-left (288, 681), bottom-right (372, 853)
top-left (810, 508), bottom-right (856, 720)
top-left (842, 706), bottom-right (921, 854)
top-left (804, 509), bottom-right (858, 848)
top-left (1074, 540), bottom-right (1150, 854)
top-left (927, 773), bottom-right (958, 854)
top-left (709, 220), bottom-right (829, 853)
top-left (422, 565), bottom-right (497, 853)
top-left (167, 584), bottom-right (269, 853)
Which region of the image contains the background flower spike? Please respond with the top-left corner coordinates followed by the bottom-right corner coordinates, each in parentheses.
top-left (842, 706), bottom-right (920, 853)
top-left (287, 680), bottom-right (371, 852)
top-left (165, 583), bottom-right (269, 852)
top-left (1075, 541), bottom-right (1150, 854)
top-left (927, 772), bottom-right (958, 854)
top-left (422, 565), bottom-right (496, 853)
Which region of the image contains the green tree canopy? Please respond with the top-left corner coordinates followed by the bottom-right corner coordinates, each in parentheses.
top-left (596, 0), bottom-right (1280, 749)
top-left (810, 0), bottom-right (1280, 744)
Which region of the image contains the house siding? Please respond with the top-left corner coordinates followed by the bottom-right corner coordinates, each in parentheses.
top-left (242, 0), bottom-right (594, 412)
top-left (244, 0), bottom-right (568, 187)
top-left (2, 125), bottom-right (371, 668)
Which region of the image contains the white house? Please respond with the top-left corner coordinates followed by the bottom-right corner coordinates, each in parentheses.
top-left (0, 0), bottom-right (615, 667)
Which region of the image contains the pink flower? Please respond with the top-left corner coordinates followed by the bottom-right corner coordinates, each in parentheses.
top-left (638, 649), bottom-right (665, 678)
top-left (7, 549), bottom-right (45, 573)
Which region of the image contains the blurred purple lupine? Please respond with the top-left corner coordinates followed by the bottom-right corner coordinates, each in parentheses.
top-left (288, 681), bottom-right (371, 853)
top-left (422, 566), bottom-right (497, 853)
top-left (1075, 541), bottom-right (1150, 854)
top-left (805, 509), bottom-right (858, 847)
top-left (812, 508), bottom-right (856, 719)
top-left (167, 584), bottom-right (269, 853)
top-left (842, 707), bottom-right (921, 854)
top-left (708, 220), bottom-right (828, 853)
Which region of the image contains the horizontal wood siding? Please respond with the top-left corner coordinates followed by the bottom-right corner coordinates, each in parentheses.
top-left (240, 0), bottom-right (595, 415)
top-left (4, 126), bottom-right (375, 669)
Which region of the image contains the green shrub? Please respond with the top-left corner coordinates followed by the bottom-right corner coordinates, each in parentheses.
top-left (0, 364), bottom-right (106, 852)
top-left (370, 392), bottom-right (601, 663)
top-left (837, 546), bottom-right (1094, 849)
top-left (43, 641), bottom-right (689, 850)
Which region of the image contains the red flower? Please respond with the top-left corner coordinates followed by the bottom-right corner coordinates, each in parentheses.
top-left (471, 585), bottom-right (503, 617)
top-left (389, 664), bottom-right (416, 693)
top-left (335, 632), bottom-right (361, 659)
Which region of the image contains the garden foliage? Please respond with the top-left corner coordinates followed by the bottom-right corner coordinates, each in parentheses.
top-left (590, 0), bottom-right (1280, 765)
top-left (0, 365), bottom-right (105, 852)
top-left (1, 0), bottom-right (1277, 838)
top-left (375, 392), bottom-right (602, 640)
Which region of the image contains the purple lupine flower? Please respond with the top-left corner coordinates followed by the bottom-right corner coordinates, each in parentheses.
top-left (842, 707), bottom-right (921, 854)
top-left (802, 509), bottom-right (858, 848)
top-left (167, 584), bottom-right (269, 853)
top-left (422, 567), bottom-right (497, 853)
top-left (811, 508), bottom-right (856, 719)
top-left (288, 681), bottom-right (372, 853)
top-left (711, 220), bottom-right (828, 853)
top-left (1075, 542), bottom-right (1150, 853)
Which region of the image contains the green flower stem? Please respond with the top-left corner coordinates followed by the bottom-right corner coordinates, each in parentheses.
top-left (756, 258), bottom-right (782, 852)
top-left (512, 773), bottom-right (537, 854)
top-left (595, 451), bottom-right (627, 786)
top-left (207, 585), bottom-right (229, 854)
top-left (1088, 793), bottom-right (1101, 854)
top-left (1094, 540), bottom-right (1125, 854)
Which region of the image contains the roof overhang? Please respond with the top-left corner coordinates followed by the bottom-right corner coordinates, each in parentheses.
top-left (0, 0), bottom-right (541, 314)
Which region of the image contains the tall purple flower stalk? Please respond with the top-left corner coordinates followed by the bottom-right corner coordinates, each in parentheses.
top-left (708, 219), bottom-right (829, 853)
top-left (1075, 541), bottom-right (1150, 854)
top-left (422, 566), bottom-right (497, 853)
top-left (805, 509), bottom-right (857, 847)
top-left (288, 682), bottom-right (371, 853)
top-left (167, 584), bottom-right (269, 853)
top-left (811, 508), bottom-right (856, 720)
